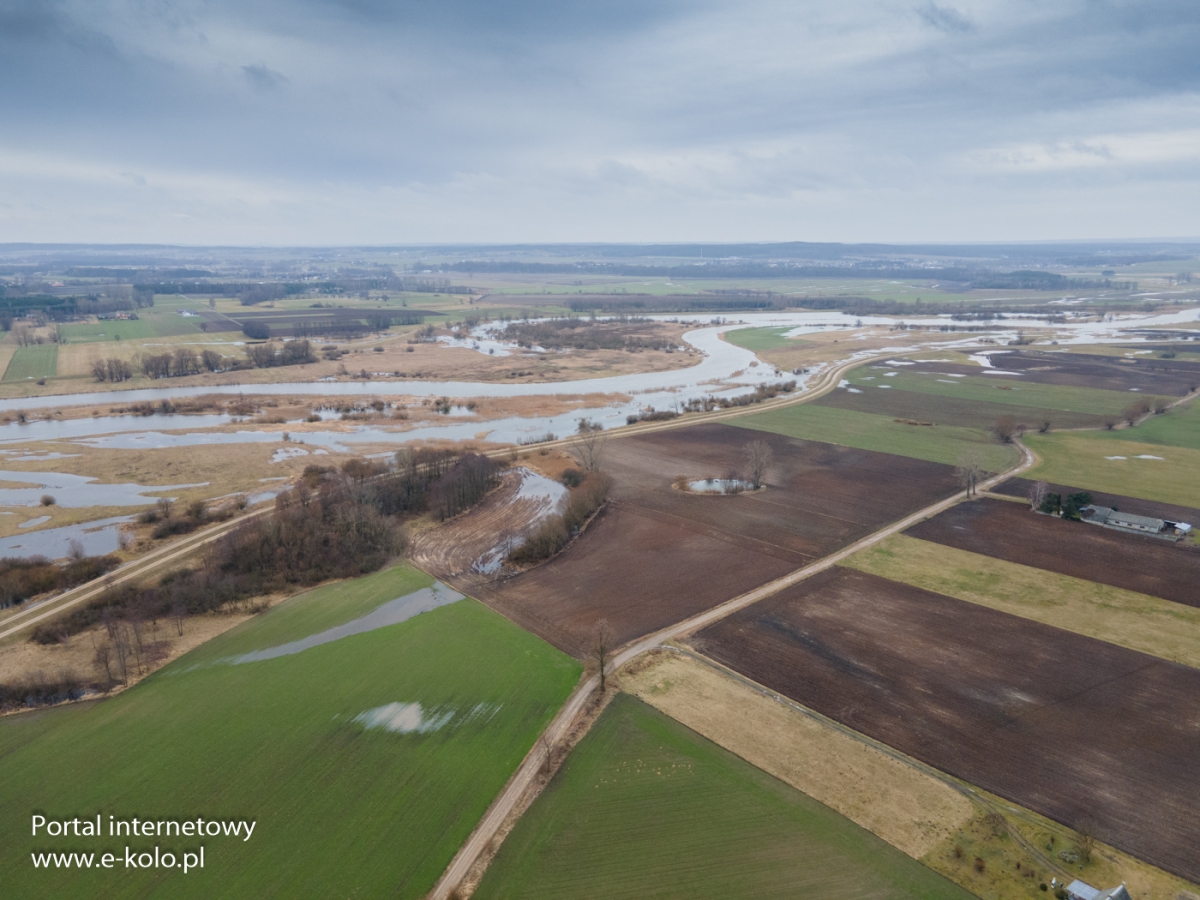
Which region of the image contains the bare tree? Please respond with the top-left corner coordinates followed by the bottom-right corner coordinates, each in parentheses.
top-left (956, 452), bottom-right (985, 498)
top-left (537, 733), bottom-right (555, 779)
top-left (67, 538), bottom-right (85, 561)
top-left (592, 619), bottom-right (614, 693)
top-left (1028, 480), bottom-right (1049, 511)
top-left (992, 415), bottom-right (1019, 443)
top-left (742, 440), bottom-right (774, 489)
top-left (574, 418), bottom-right (607, 472)
top-left (1074, 821), bottom-right (1095, 864)
top-left (93, 642), bottom-right (114, 690)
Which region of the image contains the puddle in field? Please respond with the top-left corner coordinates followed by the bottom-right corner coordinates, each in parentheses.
top-left (17, 515), bottom-right (51, 529)
top-left (1105, 456), bottom-right (1128, 460)
top-left (352, 700), bottom-right (502, 735)
top-left (687, 478), bottom-right (755, 494)
top-left (223, 582), bottom-right (464, 665)
top-left (1134, 454), bottom-right (1164, 460)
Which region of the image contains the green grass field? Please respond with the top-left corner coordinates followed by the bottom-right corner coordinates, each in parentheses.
top-left (1024, 431), bottom-right (1200, 508)
top-left (2, 344), bottom-right (58, 382)
top-left (1068, 396), bottom-right (1200, 451)
top-left (844, 366), bottom-right (1141, 416)
top-left (843, 535), bottom-right (1200, 668)
top-left (59, 313), bottom-right (205, 343)
top-left (0, 564), bottom-right (581, 900)
top-left (474, 694), bottom-right (973, 900)
top-left (735, 403), bottom-right (1020, 472)
top-left (723, 326), bottom-right (799, 353)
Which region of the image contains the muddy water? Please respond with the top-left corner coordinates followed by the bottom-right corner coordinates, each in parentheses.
top-left (222, 582), bottom-right (464, 665)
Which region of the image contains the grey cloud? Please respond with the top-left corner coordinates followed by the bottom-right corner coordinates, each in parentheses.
top-left (242, 64), bottom-right (288, 90)
top-left (0, 0), bottom-right (1198, 243)
top-left (915, 2), bottom-right (973, 34)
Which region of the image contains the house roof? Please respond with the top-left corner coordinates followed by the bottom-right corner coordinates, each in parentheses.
top-left (1067, 881), bottom-right (1099, 900)
top-left (1107, 511), bottom-right (1166, 530)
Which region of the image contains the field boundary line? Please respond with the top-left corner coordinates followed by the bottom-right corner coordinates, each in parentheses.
top-left (659, 644), bottom-right (1072, 880)
top-left (428, 438), bottom-right (1035, 899)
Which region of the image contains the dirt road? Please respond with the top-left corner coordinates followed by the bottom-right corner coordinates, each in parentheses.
top-left (426, 438), bottom-right (1036, 900)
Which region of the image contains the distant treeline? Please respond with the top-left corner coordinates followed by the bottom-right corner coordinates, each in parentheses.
top-left (498, 318), bottom-right (680, 352)
top-left (131, 274), bottom-right (472, 302)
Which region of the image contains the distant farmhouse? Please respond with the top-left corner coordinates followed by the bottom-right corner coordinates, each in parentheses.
top-left (1065, 879), bottom-right (1133, 900)
top-left (1081, 505), bottom-right (1192, 541)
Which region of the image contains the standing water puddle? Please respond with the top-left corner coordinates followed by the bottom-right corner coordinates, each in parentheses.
top-left (221, 582), bottom-right (464, 665)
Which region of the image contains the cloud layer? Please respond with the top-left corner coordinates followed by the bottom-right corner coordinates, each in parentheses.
top-left (1, 0), bottom-right (1198, 243)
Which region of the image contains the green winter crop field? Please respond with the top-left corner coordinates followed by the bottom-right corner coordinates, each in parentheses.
top-left (0, 564), bottom-right (581, 900)
top-left (2, 344), bottom-right (58, 382)
top-left (735, 403), bottom-right (1020, 472)
top-left (474, 693), bottom-right (974, 900)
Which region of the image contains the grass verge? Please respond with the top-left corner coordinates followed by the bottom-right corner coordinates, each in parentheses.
top-left (841, 534), bottom-right (1200, 668)
top-left (2, 345), bottom-right (58, 382)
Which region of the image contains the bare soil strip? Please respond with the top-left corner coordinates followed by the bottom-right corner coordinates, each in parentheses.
top-left (691, 566), bottom-right (1200, 884)
top-left (907, 497), bottom-right (1200, 609)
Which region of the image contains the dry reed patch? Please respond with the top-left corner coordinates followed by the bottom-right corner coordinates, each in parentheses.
top-left (622, 651), bottom-right (972, 858)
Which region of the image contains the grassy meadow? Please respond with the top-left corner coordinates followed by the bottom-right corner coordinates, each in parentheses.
top-left (474, 693), bottom-right (974, 900)
top-left (735, 403), bottom-right (1020, 472)
top-left (1023, 431), bottom-right (1200, 508)
top-left (2, 345), bottom-right (58, 382)
top-left (0, 564), bottom-right (581, 899)
top-left (843, 535), bottom-right (1200, 668)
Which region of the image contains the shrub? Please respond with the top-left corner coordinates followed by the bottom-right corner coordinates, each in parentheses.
top-left (560, 468), bottom-right (584, 488)
top-left (39, 494), bottom-right (55, 506)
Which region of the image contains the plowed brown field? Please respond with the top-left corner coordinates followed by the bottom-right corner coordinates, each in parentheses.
top-left (474, 423), bottom-right (960, 654)
top-left (907, 497), bottom-right (1200, 608)
top-left (921, 350), bottom-right (1200, 395)
top-left (692, 567), bottom-right (1200, 883)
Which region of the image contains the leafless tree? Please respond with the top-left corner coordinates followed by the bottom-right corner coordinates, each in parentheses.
top-left (537, 733), bottom-right (555, 779)
top-left (1074, 820), bottom-right (1095, 864)
top-left (992, 415), bottom-right (1019, 443)
top-left (93, 642), bottom-right (114, 690)
top-left (956, 452), bottom-right (985, 498)
top-left (574, 418), bottom-right (607, 472)
top-left (742, 440), bottom-right (774, 489)
top-left (67, 538), bottom-right (85, 561)
top-left (592, 619), bottom-right (614, 693)
top-left (1028, 480), bottom-right (1049, 510)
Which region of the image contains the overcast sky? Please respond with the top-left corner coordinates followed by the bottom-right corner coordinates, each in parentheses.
top-left (1, 0), bottom-right (1197, 245)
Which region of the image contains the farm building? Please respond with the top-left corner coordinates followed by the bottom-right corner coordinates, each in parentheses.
top-left (1080, 505), bottom-right (1192, 540)
top-left (1064, 880), bottom-right (1132, 900)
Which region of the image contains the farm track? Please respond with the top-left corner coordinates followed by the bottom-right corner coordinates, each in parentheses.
top-left (427, 439), bottom-right (1036, 900)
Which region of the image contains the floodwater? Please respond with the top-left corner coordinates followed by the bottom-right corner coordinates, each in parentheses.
top-left (687, 478), bottom-right (755, 494)
top-left (471, 468), bottom-right (569, 575)
top-left (0, 513), bottom-right (133, 559)
top-left (0, 470), bottom-right (207, 508)
top-left (222, 581), bottom-right (464, 665)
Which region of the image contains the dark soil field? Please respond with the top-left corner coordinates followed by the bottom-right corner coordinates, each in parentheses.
top-left (815, 386), bottom-right (1108, 430)
top-left (922, 350), bottom-right (1200, 395)
top-left (907, 498), bottom-right (1200, 607)
top-left (692, 567), bottom-right (1200, 883)
top-left (993, 477), bottom-right (1200, 524)
top-left (475, 423), bottom-right (961, 655)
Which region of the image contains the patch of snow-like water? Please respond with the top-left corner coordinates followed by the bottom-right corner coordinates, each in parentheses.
top-left (18, 515), bottom-right (50, 529)
top-left (271, 446), bottom-right (309, 463)
top-left (352, 701), bottom-right (502, 735)
top-left (514, 469), bottom-right (570, 511)
top-left (1134, 454), bottom-right (1164, 460)
top-left (219, 582), bottom-right (464, 666)
top-left (1105, 456), bottom-right (1128, 460)
top-left (846, 387), bottom-right (862, 393)
top-left (982, 370), bottom-right (1024, 376)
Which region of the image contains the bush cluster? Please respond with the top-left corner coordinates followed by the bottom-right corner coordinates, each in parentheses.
top-left (508, 473), bottom-right (611, 566)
